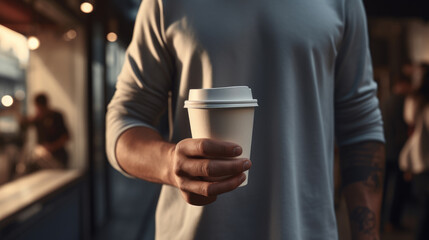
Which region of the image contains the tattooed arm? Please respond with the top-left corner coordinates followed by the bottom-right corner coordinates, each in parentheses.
top-left (339, 141), bottom-right (385, 240)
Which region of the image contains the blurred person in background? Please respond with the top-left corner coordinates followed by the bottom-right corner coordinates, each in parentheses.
top-left (381, 70), bottom-right (413, 231)
top-left (107, 0), bottom-right (385, 239)
top-left (400, 63), bottom-right (429, 240)
top-left (20, 93), bottom-right (70, 171)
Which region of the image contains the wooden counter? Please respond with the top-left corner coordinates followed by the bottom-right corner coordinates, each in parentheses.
top-left (0, 169), bottom-right (83, 222)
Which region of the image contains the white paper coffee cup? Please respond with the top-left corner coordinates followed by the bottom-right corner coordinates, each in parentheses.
top-left (184, 86), bottom-right (258, 186)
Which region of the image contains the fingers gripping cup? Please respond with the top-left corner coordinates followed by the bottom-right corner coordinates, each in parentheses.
top-left (184, 86), bottom-right (258, 186)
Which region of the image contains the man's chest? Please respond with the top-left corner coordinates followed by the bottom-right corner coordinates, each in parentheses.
top-left (166, 0), bottom-right (344, 57)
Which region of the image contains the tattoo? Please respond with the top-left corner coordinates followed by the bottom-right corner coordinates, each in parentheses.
top-left (339, 141), bottom-right (385, 190)
top-left (350, 206), bottom-right (376, 235)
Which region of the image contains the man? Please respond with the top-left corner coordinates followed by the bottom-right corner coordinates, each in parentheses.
top-left (106, 0), bottom-right (385, 239)
top-left (22, 93), bottom-right (69, 169)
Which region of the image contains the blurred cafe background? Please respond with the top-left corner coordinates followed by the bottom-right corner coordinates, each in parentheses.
top-left (0, 0), bottom-right (428, 239)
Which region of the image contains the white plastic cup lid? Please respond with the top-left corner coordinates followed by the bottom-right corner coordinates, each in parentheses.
top-left (184, 86), bottom-right (258, 109)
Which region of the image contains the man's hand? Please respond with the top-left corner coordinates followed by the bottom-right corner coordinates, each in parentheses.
top-left (169, 139), bottom-right (251, 205)
top-left (116, 127), bottom-right (251, 206)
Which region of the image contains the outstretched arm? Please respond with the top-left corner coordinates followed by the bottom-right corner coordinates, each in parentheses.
top-left (339, 141), bottom-right (385, 240)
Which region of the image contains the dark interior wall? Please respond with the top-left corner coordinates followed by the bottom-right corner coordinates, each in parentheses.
top-left (363, 0), bottom-right (429, 19)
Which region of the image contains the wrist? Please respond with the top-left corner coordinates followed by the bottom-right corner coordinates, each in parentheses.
top-left (164, 142), bottom-right (177, 187)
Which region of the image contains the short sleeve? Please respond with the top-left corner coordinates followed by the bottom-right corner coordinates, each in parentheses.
top-left (106, 0), bottom-right (173, 175)
top-left (334, 0), bottom-right (385, 146)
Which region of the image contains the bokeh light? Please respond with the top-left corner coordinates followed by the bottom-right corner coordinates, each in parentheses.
top-left (64, 29), bottom-right (77, 41)
top-left (106, 32), bottom-right (118, 42)
top-left (1, 95), bottom-right (14, 107)
top-left (80, 2), bottom-right (93, 14)
top-left (27, 36), bottom-right (40, 50)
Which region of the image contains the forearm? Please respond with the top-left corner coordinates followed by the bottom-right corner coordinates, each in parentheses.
top-left (339, 141), bottom-right (385, 240)
top-left (116, 126), bottom-right (176, 185)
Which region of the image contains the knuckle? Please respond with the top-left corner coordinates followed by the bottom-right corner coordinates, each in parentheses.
top-left (201, 161), bottom-right (211, 176)
top-left (177, 179), bottom-right (186, 190)
top-left (173, 165), bottom-right (181, 176)
top-left (197, 139), bottom-right (207, 155)
top-left (199, 184), bottom-right (210, 197)
top-left (175, 141), bottom-right (184, 153)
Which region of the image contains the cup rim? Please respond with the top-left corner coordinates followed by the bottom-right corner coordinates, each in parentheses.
top-left (184, 99), bottom-right (258, 109)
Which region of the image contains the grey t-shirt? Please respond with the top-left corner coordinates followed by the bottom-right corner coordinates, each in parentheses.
top-left (106, 0), bottom-right (385, 239)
